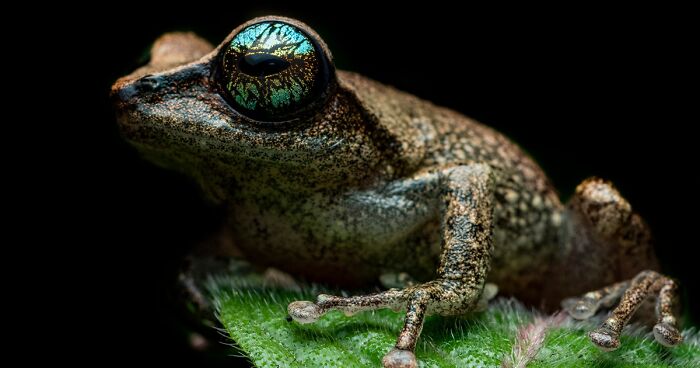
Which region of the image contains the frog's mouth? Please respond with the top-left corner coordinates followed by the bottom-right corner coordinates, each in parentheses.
top-left (112, 70), bottom-right (344, 173)
top-left (111, 58), bottom-right (235, 147)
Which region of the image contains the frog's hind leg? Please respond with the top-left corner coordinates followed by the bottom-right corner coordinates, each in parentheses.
top-left (562, 178), bottom-right (682, 350)
top-left (563, 270), bottom-right (682, 350)
top-left (289, 164), bottom-right (496, 368)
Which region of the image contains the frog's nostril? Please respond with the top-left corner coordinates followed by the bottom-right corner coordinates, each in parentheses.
top-left (111, 75), bottom-right (165, 105)
top-left (137, 75), bottom-right (162, 91)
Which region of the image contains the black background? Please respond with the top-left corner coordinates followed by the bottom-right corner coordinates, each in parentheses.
top-left (72, 3), bottom-right (695, 365)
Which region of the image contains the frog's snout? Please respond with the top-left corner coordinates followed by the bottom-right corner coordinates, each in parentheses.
top-left (111, 74), bottom-right (165, 106)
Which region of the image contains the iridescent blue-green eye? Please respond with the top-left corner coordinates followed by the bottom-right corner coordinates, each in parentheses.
top-left (219, 20), bottom-right (330, 122)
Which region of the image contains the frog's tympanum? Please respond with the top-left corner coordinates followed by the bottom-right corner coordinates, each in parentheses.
top-left (112, 17), bottom-right (683, 367)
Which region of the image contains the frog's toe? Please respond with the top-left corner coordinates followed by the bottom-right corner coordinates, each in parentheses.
top-left (589, 327), bottom-right (620, 351)
top-left (382, 348), bottom-right (417, 368)
top-left (287, 301), bottom-right (322, 324)
top-left (654, 322), bottom-right (683, 347)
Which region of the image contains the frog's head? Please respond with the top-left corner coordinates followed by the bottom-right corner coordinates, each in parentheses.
top-left (112, 16), bottom-right (426, 195)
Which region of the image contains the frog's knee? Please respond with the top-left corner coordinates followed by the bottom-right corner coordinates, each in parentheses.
top-left (474, 283), bottom-right (499, 311)
top-left (150, 32), bottom-right (214, 69)
top-left (569, 177), bottom-right (633, 238)
top-left (380, 272), bottom-right (416, 288)
top-left (568, 177), bottom-right (657, 271)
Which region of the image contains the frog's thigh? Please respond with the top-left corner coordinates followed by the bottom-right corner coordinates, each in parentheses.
top-left (288, 164), bottom-right (495, 368)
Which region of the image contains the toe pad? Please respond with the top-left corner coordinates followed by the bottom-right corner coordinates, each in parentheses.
top-left (654, 323), bottom-right (683, 347)
top-left (382, 348), bottom-right (417, 368)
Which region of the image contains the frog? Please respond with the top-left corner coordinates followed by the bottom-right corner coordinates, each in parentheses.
top-left (111, 16), bottom-right (683, 368)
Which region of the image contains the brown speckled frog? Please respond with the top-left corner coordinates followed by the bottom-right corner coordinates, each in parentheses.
top-left (112, 16), bottom-right (683, 368)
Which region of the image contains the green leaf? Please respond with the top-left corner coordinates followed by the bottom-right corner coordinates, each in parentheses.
top-left (209, 276), bottom-right (700, 368)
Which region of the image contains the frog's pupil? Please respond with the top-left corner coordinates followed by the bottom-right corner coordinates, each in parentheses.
top-left (238, 53), bottom-right (291, 77)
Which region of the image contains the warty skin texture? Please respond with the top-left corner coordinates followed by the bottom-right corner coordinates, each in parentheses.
top-left (112, 16), bottom-right (681, 368)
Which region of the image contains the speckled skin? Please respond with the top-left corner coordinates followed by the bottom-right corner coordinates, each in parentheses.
top-left (112, 16), bottom-right (682, 367)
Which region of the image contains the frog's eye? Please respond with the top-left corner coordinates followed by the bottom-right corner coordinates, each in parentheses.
top-left (219, 20), bottom-right (331, 122)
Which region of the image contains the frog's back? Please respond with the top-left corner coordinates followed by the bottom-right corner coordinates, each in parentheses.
top-left (340, 71), bottom-right (566, 300)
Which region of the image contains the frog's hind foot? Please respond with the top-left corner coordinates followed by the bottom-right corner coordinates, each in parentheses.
top-left (562, 270), bottom-right (682, 350)
top-left (561, 280), bottom-right (629, 320)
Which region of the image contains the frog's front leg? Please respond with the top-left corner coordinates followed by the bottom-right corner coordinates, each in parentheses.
top-left (288, 164), bottom-right (495, 368)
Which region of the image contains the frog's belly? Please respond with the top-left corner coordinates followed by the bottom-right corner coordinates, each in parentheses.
top-left (229, 194), bottom-right (440, 286)
top-left (228, 194), bottom-right (560, 290)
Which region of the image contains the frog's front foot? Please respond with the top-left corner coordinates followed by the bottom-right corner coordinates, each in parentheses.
top-left (287, 281), bottom-right (479, 367)
top-left (562, 270), bottom-right (683, 350)
top-left (288, 164), bottom-right (496, 367)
